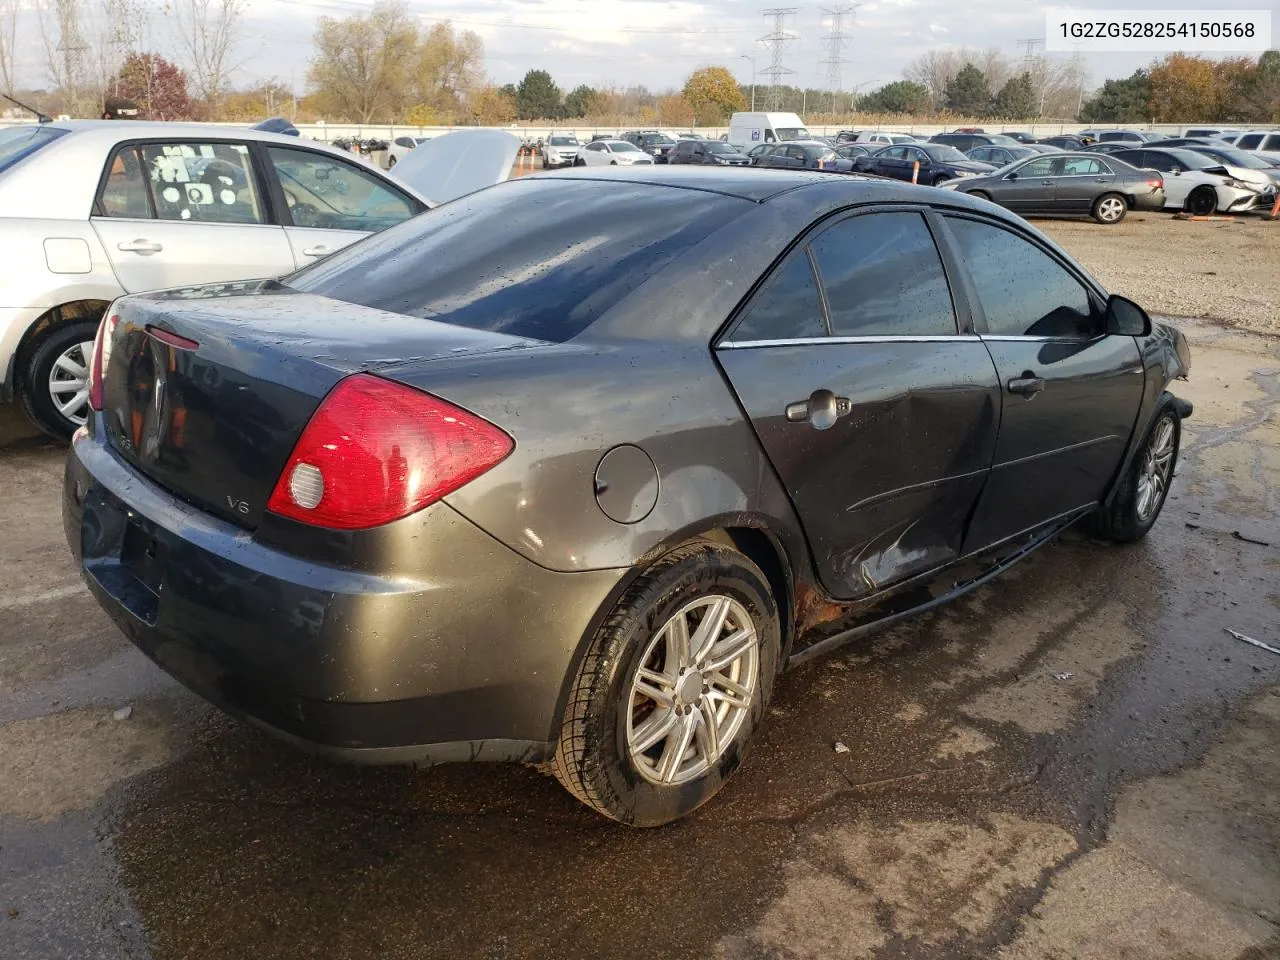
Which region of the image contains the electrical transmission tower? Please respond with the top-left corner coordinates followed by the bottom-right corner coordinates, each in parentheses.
top-left (821, 4), bottom-right (857, 113)
top-left (759, 8), bottom-right (798, 112)
top-left (1016, 38), bottom-right (1046, 116)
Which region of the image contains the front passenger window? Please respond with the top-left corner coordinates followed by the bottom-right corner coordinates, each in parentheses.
top-left (946, 217), bottom-right (1100, 338)
top-left (266, 146), bottom-right (415, 232)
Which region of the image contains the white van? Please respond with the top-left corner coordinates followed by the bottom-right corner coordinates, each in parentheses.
top-left (728, 112), bottom-right (810, 151)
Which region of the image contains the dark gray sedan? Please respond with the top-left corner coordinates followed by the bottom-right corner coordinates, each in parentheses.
top-left (64, 168), bottom-right (1191, 826)
top-left (947, 152), bottom-right (1166, 223)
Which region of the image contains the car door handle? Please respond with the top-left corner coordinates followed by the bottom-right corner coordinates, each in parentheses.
top-left (1007, 375), bottom-right (1045, 398)
top-left (301, 245), bottom-right (333, 257)
top-left (785, 389), bottom-right (852, 430)
top-left (117, 239), bottom-right (163, 254)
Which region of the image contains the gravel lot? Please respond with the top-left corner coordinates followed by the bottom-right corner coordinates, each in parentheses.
top-left (1037, 214), bottom-right (1280, 334)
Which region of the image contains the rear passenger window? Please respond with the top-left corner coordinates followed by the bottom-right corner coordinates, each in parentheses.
top-left (946, 217), bottom-right (1100, 338)
top-left (810, 212), bottom-right (957, 337)
top-left (731, 248), bottom-right (826, 341)
top-left (137, 142), bottom-right (265, 224)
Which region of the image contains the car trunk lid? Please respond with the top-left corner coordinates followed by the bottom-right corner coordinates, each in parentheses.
top-left (98, 283), bottom-right (540, 530)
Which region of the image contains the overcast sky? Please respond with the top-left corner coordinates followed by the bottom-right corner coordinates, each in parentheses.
top-left (11, 0), bottom-right (1280, 95)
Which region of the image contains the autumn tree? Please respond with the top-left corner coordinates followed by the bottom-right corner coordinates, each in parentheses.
top-left (992, 72), bottom-right (1035, 119)
top-left (469, 85), bottom-right (516, 125)
top-left (515, 69), bottom-right (562, 119)
top-left (169, 0), bottom-right (246, 114)
top-left (1246, 50), bottom-right (1280, 122)
top-left (1080, 69), bottom-right (1151, 122)
top-left (657, 94), bottom-right (695, 127)
top-left (682, 66), bottom-right (744, 124)
top-left (413, 22), bottom-right (483, 121)
top-left (1147, 53), bottom-right (1217, 121)
top-left (220, 79), bottom-right (293, 121)
top-left (858, 80), bottom-right (930, 114)
top-left (944, 63), bottom-right (990, 115)
top-left (307, 0), bottom-right (417, 122)
top-left (563, 84), bottom-right (598, 118)
top-left (113, 53), bottom-right (192, 120)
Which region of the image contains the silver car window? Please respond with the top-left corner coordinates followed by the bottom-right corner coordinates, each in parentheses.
top-left (136, 141), bottom-right (264, 225)
top-left (266, 146), bottom-right (414, 232)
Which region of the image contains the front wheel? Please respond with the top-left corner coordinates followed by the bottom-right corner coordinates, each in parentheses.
top-left (1090, 402), bottom-right (1181, 542)
top-left (931, 174), bottom-right (950, 187)
top-left (19, 319), bottom-right (101, 439)
top-left (1185, 186), bottom-right (1217, 216)
top-left (1092, 192), bottom-right (1127, 224)
top-left (552, 541), bottom-right (780, 827)
top-left (968, 190), bottom-right (992, 203)
top-left (387, 155), bottom-right (397, 168)
top-left (573, 157), bottom-right (585, 166)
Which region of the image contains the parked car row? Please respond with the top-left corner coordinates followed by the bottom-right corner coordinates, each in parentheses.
top-left (0, 121), bottom-right (519, 437)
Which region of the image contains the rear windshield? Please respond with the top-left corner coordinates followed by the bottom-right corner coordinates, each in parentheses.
top-left (286, 178), bottom-right (746, 342)
top-left (0, 125), bottom-right (68, 175)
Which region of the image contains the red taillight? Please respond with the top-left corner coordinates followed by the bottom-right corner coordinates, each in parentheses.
top-left (1147, 178), bottom-right (1162, 189)
top-left (266, 374), bottom-right (513, 530)
top-left (88, 313), bottom-right (119, 412)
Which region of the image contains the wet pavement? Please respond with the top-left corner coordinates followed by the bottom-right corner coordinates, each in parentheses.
top-left (1, 319), bottom-right (1277, 959)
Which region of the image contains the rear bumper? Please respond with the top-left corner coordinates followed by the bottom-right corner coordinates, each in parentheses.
top-left (64, 424), bottom-right (625, 763)
top-left (1132, 191), bottom-right (1165, 212)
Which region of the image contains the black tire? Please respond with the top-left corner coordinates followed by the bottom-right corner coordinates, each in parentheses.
top-left (18, 318), bottom-right (102, 440)
top-left (931, 174), bottom-right (950, 187)
top-left (968, 190), bottom-right (992, 203)
top-left (1185, 185), bottom-right (1217, 216)
top-left (1091, 192), bottom-right (1128, 224)
top-left (541, 156), bottom-right (549, 169)
top-left (387, 155), bottom-right (397, 168)
top-left (552, 541), bottom-right (780, 827)
top-left (573, 157), bottom-right (585, 167)
top-left (1090, 399), bottom-right (1181, 542)
top-left (610, 160), bottom-right (618, 165)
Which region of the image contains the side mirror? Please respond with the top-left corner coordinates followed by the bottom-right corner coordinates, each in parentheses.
top-left (1106, 294), bottom-right (1152, 336)
top-left (1006, 171), bottom-right (1019, 181)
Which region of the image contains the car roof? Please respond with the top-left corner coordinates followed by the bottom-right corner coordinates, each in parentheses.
top-left (533, 165), bottom-right (1007, 207)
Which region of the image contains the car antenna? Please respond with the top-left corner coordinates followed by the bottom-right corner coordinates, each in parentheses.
top-left (1, 92), bottom-right (53, 123)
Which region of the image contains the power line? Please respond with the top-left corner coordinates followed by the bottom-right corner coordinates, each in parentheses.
top-left (759, 8), bottom-right (797, 111)
top-left (820, 4), bottom-right (856, 113)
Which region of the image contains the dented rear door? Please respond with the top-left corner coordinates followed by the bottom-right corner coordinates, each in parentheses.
top-left (716, 208), bottom-right (1001, 601)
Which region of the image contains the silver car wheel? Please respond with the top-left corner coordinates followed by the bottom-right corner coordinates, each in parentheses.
top-left (626, 594), bottom-right (759, 786)
top-left (47, 339), bottom-right (95, 427)
top-left (1136, 415), bottom-right (1176, 521)
top-left (1097, 196), bottom-right (1125, 222)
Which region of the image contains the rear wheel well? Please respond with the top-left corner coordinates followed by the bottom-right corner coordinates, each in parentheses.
top-left (698, 527), bottom-right (793, 664)
top-left (14, 300), bottom-right (110, 393)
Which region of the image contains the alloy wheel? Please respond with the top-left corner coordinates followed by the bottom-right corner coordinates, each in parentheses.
top-left (1097, 196), bottom-right (1125, 222)
top-left (47, 339), bottom-right (96, 427)
top-left (626, 595), bottom-right (759, 785)
top-left (1136, 415), bottom-right (1176, 521)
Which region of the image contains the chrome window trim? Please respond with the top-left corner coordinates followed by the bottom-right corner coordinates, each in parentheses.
top-left (979, 334), bottom-right (1108, 343)
top-left (720, 335), bottom-right (983, 349)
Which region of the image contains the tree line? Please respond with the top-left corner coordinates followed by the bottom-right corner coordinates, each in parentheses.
top-left (3, 0), bottom-right (1277, 126)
